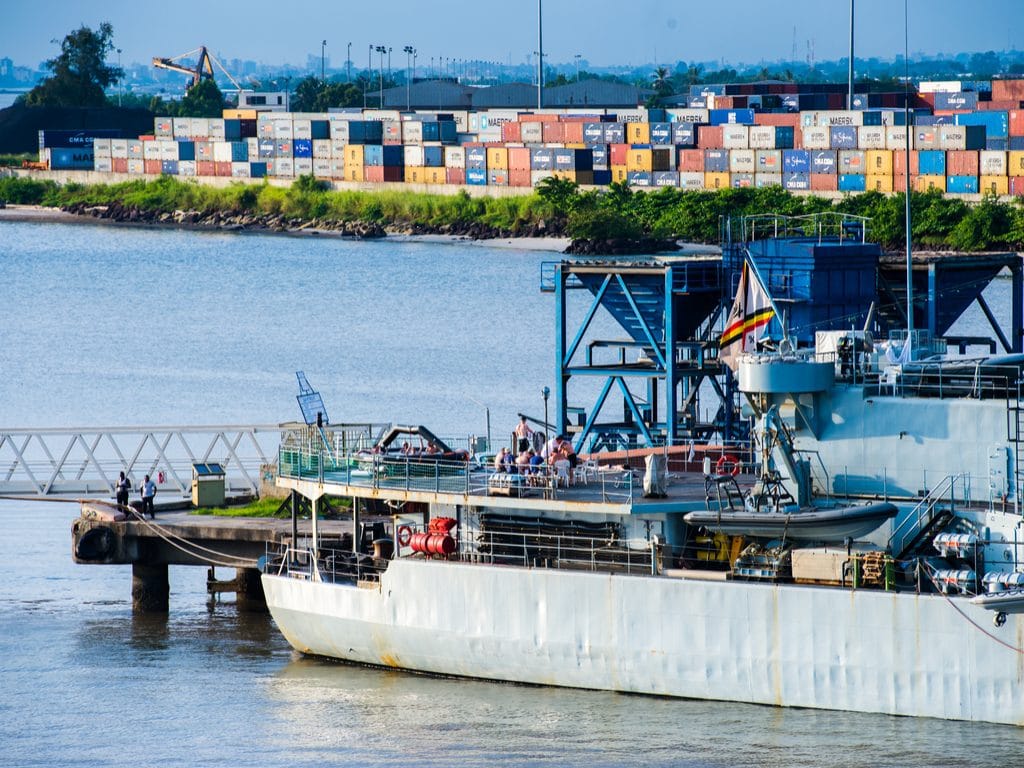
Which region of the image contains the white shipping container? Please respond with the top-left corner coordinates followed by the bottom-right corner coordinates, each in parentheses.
top-left (273, 121), bottom-right (294, 140)
top-left (530, 170), bottom-right (555, 186)
top-left (246, 138), bottom-right (260, 158)
top-left (520, 122), bottom-right (544, 143)
top-left (110, 139), bottom-right (129, 158)
top-left (666, 108), bottom-right (709, 124)
top-left (330, 139), bottom-right (348, 157)
top-left (755, 150), bottom-right (782, 172)
top-left (127, 158), bottom-right (145, 174)
top-left (329, 160), bottom-right (346, 177)
top-left (313, 158), bottom-right (333, 178)
top-left (208, 119), bottom-right (226, 140)
top-left (126, 140), bottom-right (143, 158)
top-left (839, 150), bottom-right (867, 174)
top-left (362, 109), bottom-right (401, 122)
top-left (938, 125), bottom-right (968, 151)
top-left (722, 125), bottom-right (749, 149)
top-left (178, 161), bottom-right (196, 177)
top-left (614, 108), bottom-right (648, 123)
top-left (678, 171), bottom-right (705, 189)
top-left (293, 119), bottom-right (312, 140)
top-left (747, 127), bottom-right (777, 150)
top-left (172, 117), bottom-right (192, 138)
top-left (885, 127), bottom-right (908, 150)
top-left (212, 142), bottom-right (234, 162)
top-left (979, 150), bottom-right (1007, 175)
top-left (802, 110), bottom-right (864, 128)
top-left (313, 140), bottom-right (332, 159)
top-left (444, 146), bottom-right (465, 168)
top-left (154, 117), bottom-right (173, 137)
top-left (231, 162), bottom-right (250, 178)
top-left (93, 139), bottom-right (112, 158)
top-left (404, 145), bottom-right (424, 167)
top-left (159, 140), bottom-right (179, 161)
top-left (801, 127), bottom-right (831, 150)
top-left (143, 141), bottom-right (162, 160)
top-left (913, 127), bottom-right (940, 150)
top-left (919, 80), bottom-right (962, 93)
top-left (755, 173), bottom-right (783, 188)
top-left (729, 149), bottom-right (755, 173)
top-left (857, 126), bottom-right (886, 150)
top-left (293, 158), bottom-right (313, 175)
top-left (403, 121), bottom-right (424, 144)
top-left (272, 158), bottom-right (294, 177)
top-left (93, 157), bottom-right (112, 173)
top-left (329, 120), bottom-right (349, 142)
top-left (191, 118), bottom-right (210, 138)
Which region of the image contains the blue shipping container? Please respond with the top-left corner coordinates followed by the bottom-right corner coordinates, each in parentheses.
top-left (230, 142), bottom-right (248, 162)
top-left (783, 149), bottom-right (810, 173)
top-left (466, 168), bottom-right (487, 185)
top-left (956, 111), bottom-right (1009, 139)
top-left (348, 121), bottom-right (384, 145)
top-left (531, 148), bottom-right (554, 171)
top-left (704, 149), bottom-right (730, 172)
top-left (250, 162), bottom-right (267, 178)
top-left (709, 109), bottom-right (755, 126)
top-left (177, 141), bottom-right (196, 161)
top-left (292, 139), bottom-right (313, 159)
top-left (946, 175), bottom-right (979, 194)
top-left (652, 171), bottom-right (678, 187)
top-left (592, 169), bottom-right (612, 185)
top-left (466, 147), bottom-right (487, 169)
top-left (690, 84), bottom-right (725, 97)
top-left (671, 123), bottom-right (696, 146)
top-left (934, 91), bottom-right (978, 111)
top-left (627, 171), bottom-right (652, 186)
top-left (49, 147), bottom-right (94, 169)
top-left (591, 145), bottom-right (609, 166)
top-left (310, 120), bottom-right (330, 140)
top-left (583, 123), bottom-right (605, 145)
top-left (784, 173), bottom-right (810, 190)
top-left (649, 123), bottom-right (672, 145)
top-left (810, 150), bottom-right (837, 174)
top-left (423, 145), bottom-right (444, 167)
top-left (224, 120), bottom-right (242, 141)
top-left (829, 125), bottom-right (858, 149)
top-left (838, 174), bottom-right (867, 192)
top-left (1009, 137), bottom-right (1024, 151)
top-left (987, 138), bottom-right (1009, 151)
top-left (918, 150), bottom-right (946, 175)
top-left (258, 139), bottom-right (275, 159)
top-left (161, 160), bottom-right (178, 175)
top-left (39, 129), bottom-right (123, 149)
top-left (604, 123), bottom-right (625, 143)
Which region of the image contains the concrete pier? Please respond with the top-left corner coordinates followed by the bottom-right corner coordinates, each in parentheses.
top-left (132, 562), bottom-right (170, 612)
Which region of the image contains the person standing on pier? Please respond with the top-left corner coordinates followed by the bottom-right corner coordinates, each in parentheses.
top-left (514, 416), bottom-right (534, 454)
top-left (141, 474), bottom-right (157, 519)
top-left (115, 471), bottom-right (131, 508)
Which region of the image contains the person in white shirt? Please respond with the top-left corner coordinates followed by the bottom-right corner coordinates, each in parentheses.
top-left (141, 474), bottom-right (157, 519)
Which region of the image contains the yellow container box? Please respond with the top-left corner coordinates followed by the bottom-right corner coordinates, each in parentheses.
top-left (1009, 151), bottom-right (1024, 177)
top-left (980, 175), bottom-right (1009, 195)
top-left (223, 109), bottom-right (258, 120)
top-left (626, 148), bottom-right (653, 172)
top-left (345, 166), bottom-right (363, 183)
top-left (611, 165), bottom-right (628, 184)
top-left (704, 172), bottom-right (730, 190)
top-left (626, 123), bottom-right (650, 144)
top-left (865, 150), bottom-right (893, 175)
top-left (344, 145), bottom-right (364, 166)
top-left (914, 174), bottom-right (946, 192)
top-left (486, 147), bottom-right (509, 170)
top-left (866, 174), bottom-right (893, 193)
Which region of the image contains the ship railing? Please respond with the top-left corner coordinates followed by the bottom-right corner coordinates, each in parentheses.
top-left (264, 543), bottom-right (386, 584)
top-left (888, 474), bottom-right (963, 559)
top-left (464, 529), bottom-right (661, 576)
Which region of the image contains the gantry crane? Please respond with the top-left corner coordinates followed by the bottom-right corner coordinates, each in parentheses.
top-left (151, 46), bottom-right (242, 91)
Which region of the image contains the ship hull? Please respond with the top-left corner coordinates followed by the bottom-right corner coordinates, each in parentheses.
top-left (263, 559), bottom-right (1024, 725)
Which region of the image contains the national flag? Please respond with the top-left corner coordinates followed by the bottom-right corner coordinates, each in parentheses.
top-left (719, 261), bottom-right (775, 372)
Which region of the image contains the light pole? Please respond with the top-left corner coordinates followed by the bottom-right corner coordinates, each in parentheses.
top-left (375, 45), bottom-right (386, 107)
top-left (321, 39), bottom-right (327, 82)
top-left (346, 41), bottom-right (351, 82)
top-left (537, 0), bottom-right (544, 109)
top-left (387, 46), bottom-right (392, 80)
top-left (116, 48), bottom-right (122, 106)
top-left (574, 53), bottom-right (581, 82)
top-left (848, 0), bottom-right (855, 110)
top-left (403, 46), bottom-right (416, 111)
top-left (467, 395), bottom-right (492, 452)
top-left (542, 386), bottom-right (551, 443)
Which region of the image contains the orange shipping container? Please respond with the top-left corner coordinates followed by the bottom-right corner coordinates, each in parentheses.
top-left (509, 168), bottom-right (532, 187)
top-left (446, 167), bottom-right (465, 185)
top-left (112, 157), bottom-right (128, 174)
top-left (609, 144), bottom-right (629, 166)
top-left (542, 122), bottom-right (566, 143)
top-left (993, 79), bottom-right (1024, 103)
top-left (754, 113), bottom-right (801, 127)
top-left (1011, 110), bottom-right (1024, 137)
top-left (865, 150), bottom-right (892, 175)
top-left (144, 159), bottom-right (162, 175)
top-left (502, 122), bottom-right (522, 143)
top-left (810, 173), bottom-right (838, 191)
top-left (562, 122), bottom-right (584, 144)
top-left (698, 126), bottom-right (724, 149)
top-left (214, 161), bottom-right (232, 177)
top-left (508, 147), bottom-right (531, 171)
top-left (677, 149), bottom-right (704, 172)
top-left (196, 160), bottom-right (215, 176)
top-left (892, 150), bottom-right (920, 176)
top-left (946, 150), bottom-right (979, 176)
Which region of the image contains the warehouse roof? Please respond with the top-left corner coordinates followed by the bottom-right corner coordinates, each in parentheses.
top-left (377, 79), bottom-right (648, 110)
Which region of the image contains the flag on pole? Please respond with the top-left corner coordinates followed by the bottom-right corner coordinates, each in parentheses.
top-left (719, 261), bottom-right (775, 372)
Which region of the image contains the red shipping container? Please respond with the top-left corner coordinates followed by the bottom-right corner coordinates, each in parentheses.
top-left (562, 122), bottom-right (584, 144)
top-left (542, 122), bottom-right (565, 143)
top-left (677, 149), bottom-right (704, 172)
top-left (364, 166), bottom-right (383, 183)
top-left (809, 173), bottom-right (838, 191)
top-left (446, 167), bottom-right (465, 185)
top-left (508, 147), bottom-right (531, 171)
top-left (214, 161), bottom-right (232, 177)
top-left (1010, 177), bottom-right (1024, 196)
top-left (1010, 110), bottom-right (1024, 137)
top-left (144, 159), bottom-right (162, 175)
top-left (947, 150), bottom-right (979, 176)
top-left (892, 151), bottom-right (920, 176)
top-left (112, 158), bottom-right (128, 174)
top-left (754, 113), bottom-right (801, 127)
top-left (196, 160), bottom-right (215, 176)
top-left (558, 115), bottom-right (599, 122)
top-left (509, 169), bottom-right (532, 187)
top-left (993, 79), bottom-right (1024, 103)
top-left (714, 96), bottom-right (734, 109)
top-left (980, 100), bottom-right (1021, 111)
top-left (697, 126), bottom-right (724, 149)
top-left (609, 143), bottom-right (629, 165)
top-left (502, 122), bottom-right (522, 143)
top-left (138, 135), bottom-right (155, 142)
top-left (519, 112), bottom-right (558, 122)
top-left (827, 94), bottom-right (845, 109)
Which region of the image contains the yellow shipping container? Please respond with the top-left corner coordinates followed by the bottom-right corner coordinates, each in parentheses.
top-left (611, 165), bottom-right (628, 184)
top-left (551, 170), bottom-right (575, 181)
top-left (626, 148), bottom-right (653, 172)
top-left (914, 174), bottom-right (946, 192)
top-left (704, 172), bottom-right (730, 190)
top-left (980, 175), bottom-right (1009, 195)
top-left (865, 150), bottom-right (892, 175)
top-left (626, 123), bottom-right (650, 144)
top-left (345, 166), bottom-right (363, 183)
top-left (1009, 151), bottom-right (1024, 177)
top-left (564, 143), bottom-right (586, 149)
top-left (223, 109), bottom-right (258, 120)
top-left (487, 147), bottom-right (509, 170)
top-left (344, 145), bottom-right (364, 166)
top-left (866, 174), bottom-right (893, 193)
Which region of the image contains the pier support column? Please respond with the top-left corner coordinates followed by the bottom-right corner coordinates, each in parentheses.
top-left (132, 562), bottom-right (169, 613)
top-left (235, 568), bottom-right (267, 613)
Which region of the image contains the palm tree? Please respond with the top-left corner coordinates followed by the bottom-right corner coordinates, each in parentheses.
top-left (652, 66), bottom-right (671, 97)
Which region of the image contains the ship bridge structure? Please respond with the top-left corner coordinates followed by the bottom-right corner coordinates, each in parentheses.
top-left (544, 213), bottom-right (1023, 453)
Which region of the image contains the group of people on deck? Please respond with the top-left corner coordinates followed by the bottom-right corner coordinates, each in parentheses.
top-left (495, 417), bottom-right (578, 483)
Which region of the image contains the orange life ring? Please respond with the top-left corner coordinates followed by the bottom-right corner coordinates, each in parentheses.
top-left (716, 454), bottom-right (741, 477)
top-left (397, 525), bottom-right (413, 547)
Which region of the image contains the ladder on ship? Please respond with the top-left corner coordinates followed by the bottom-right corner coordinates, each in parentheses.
top-left (1008, 396), bottom-right (1024, 515)
top-left (888, 474), bottom-right (959, 561)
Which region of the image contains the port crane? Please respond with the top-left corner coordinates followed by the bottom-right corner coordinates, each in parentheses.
top-left (151, 45), bottom-right (243, 91)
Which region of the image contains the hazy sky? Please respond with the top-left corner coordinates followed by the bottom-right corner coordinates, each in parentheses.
top-left (2, 0), bottom-right (1021, 71)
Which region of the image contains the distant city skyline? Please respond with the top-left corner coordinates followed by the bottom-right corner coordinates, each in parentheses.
top-left (2, 0), bottom-right (1021, 75)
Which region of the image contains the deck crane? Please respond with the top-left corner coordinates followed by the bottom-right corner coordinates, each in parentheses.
top-left (151, 46), bottom-right (243, 92)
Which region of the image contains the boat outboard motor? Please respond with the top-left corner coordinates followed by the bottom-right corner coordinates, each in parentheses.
top-left (643, 454), bottom-right (668, 498)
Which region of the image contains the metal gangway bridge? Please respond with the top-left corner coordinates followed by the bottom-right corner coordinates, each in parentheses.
top-left (0, 423), bottom-right (303, 500)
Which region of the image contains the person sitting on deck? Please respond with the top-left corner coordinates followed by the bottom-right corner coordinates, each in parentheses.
top-left (529, 450), bottom-right (545, 474)
top-left (425, 442), bottom-right (440, 455)
top-left (400, 441), bottom-right (413, 455)
top-left (516, 449), bottom-right (532, 472)
top-left (494, 447), bottom-right (509, 473)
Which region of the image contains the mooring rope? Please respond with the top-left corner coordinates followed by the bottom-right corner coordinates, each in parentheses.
top-left (922, 562), bottom-right (1024, 655)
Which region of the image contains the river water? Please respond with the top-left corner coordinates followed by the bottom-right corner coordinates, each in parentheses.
top-left (1, 219), bottom-right (1023, 767)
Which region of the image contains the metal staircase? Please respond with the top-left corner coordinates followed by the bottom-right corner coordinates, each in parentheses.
top-left (888, 474), bottom-right (959, 560)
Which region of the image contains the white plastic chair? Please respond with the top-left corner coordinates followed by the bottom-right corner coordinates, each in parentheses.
top-left (554, 459), bottom-right (571, 488)
top-left (573, 458), bottom-right (598, 485)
